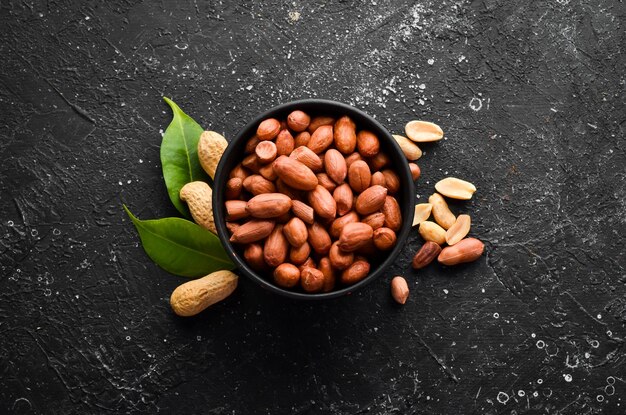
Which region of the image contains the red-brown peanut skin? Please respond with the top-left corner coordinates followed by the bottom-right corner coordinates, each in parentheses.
top-left (273, 156), bottom-right (318, 191)
top-left (373, 227), bottom-right (396, 250)
top-left (307, 125), bottom-right (334, 154)
top-left (333, 115), bottom-right (357, 154)
top-left (329, 241), bottom-right (354, 270)
top-left (263, 225), bottom-right (289, 267)
top-left (330, 211), bottom-right (359, 239)
top-left (257, 118), bottom-right (281, 140)
top-left (348, 160), bottom-right (371, 193)
top-left (283, 217), bottom-right (308, 247)
top-left (244, 243), bottom-right (266, 272)
top-left (307, 222), bottom-right (332, 255)
top-left (300, 267), bottom-right (324, 293)
top-left (289, 242), bottom-right (311, 265)
top-left (287, 110), bottom-right (311, 132)
top-left (356, 130), bottom-right (380, 157)
top-left (307, 116), bottom-right (335, 133)
top-left (409, 163), bottom-right (421, 181)
top-left (276, 129), bottom-right (295, 156)
top-left (382, 196), bottom-right (402, 232)
top-left (324, 149), bottom-right (347, 184)
top-left (318, 257), bottom-right (336, 292)
top-left (438, 238), bottom-right (484, 265)
top-left (294, 131), bottom-right (311, 147)
top-left (308, 185), bottom-right (337, 220)
top-left (333, 183), bottom-right (353, 216)
top-left (412, 241), bottom-right (442, 269)
top-left (341, 259), bottom-right (370, 285)
top-left (273, 263), bottom-right (300, 288)
top-left (338, 222), bottom-right (374, 252)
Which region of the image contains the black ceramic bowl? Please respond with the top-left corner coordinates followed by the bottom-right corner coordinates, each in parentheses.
top-left (213, 99), bottom-right (414, 300)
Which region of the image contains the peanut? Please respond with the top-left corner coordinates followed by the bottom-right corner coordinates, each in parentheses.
top-left (435, 177), bottom-right (477, 200)
top-left (373, 227), bottom-right (396, 250)
top-left (197, 131), bottom-right (228, 179)
top-left (446, 214), bottom-right (471, 246)
top-left (334, 115), bottom-right (357, 154)
top-left (170, 270), bottom-right (238, 316)
top-left (408, 163), bottom-right (421, 181)
top-left (411, 241), bottom-right (442, 269)
top-left (300, 267), bottom-right (324, 293)
top-left (405, 120), bottom-right (444, 142)
top-left (244, 243), bottom-right (266, 271)
top-left (289, 242), bottom-right (311, 265)
top-left (355, 185), bottom-right (387, 215)
top-left (338, 222), bottom-right (374, 252)
top-left (341, 259), bottom-right (370, 285)
top-left (333, 183), bottom-right (353, 216)
top-left (255, 140), bottom-right (277, 164)
top-left (287, 110), bottom-right (311, 132)
top-left (412, 203), bottom-right (432, 227)
top-left (283, 217), bottom-right (308, 247)
top-left (392, 134), bottom-right (422, 160)
top-left (225, 177), bottom-right (243, 200)
top-left (382, 196), bottom-right (402, 232)
top-left (274, 263), bottom-right (300, 288)
top-left (275, 129), bottom-right (295, 156)
top-left (230, 220), bottom-right (275, 244)
top-left (348, 160), bottom-right (371, 193)
top-left (438, 237), bottom-right (484, 265)
top-left (429, 193), bottom-right (456, 229)
top-left (246, 193), bottom-right (292, 218)
top-left (263, 224), bottom-right (289, 267)
top-left (257, 118), bottom-right (281, 140)
top-left (418, 221), bottom-right (446, 245)
top-left (390, 276), bottom-right (409, 305)
top-left (179, 181), bottom-right (216, 233)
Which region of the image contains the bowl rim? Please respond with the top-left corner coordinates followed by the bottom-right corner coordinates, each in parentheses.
top-left (212, 99), bottom-right (414, 300)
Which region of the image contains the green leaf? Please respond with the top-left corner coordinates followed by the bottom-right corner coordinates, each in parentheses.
top-left (124, 205), bottom-right (234, 277)
top-left (160, 97), bottom-right (208, 218)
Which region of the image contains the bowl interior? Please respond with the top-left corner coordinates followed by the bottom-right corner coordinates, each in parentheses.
top-left (213, 99), bottom-right (414, 300)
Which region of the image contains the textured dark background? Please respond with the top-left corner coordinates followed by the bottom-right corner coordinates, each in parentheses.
top-left (1, 0), bottom-right (624, 413)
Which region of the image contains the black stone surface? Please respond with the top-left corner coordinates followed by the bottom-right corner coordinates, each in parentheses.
top-left (1, 0), bottom-right (624, 413)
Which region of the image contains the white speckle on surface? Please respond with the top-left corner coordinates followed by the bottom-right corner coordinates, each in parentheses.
top-left (605, 385), bottom-right (615, 396)
top-left (496, 391), bottom-right (509, 404)
top-left (597, 395), bottom-right (604, 402)
top-left (493, 313), bottom-right (499, 319)
top-left (607, 376), bottom-right (615, 385)
top-left (7, 220), bottom-right (14, 226)
top-left (563, 373), bottom-right (572, 382)
top-left (590, 339), bottom-right (600, 348)
top-left (443, 289), bottom-right (449, 294)
top-left (585, 352), bottom-right (591, 358)
top-left (118, 181), bottom-right (123, 186)
top-left (197, 336), bottom-right (202, 341)
top-left (597, 313), bottom-right (602, 319)
top-left (458, 55), bottom-right (466, 62)
top-left (536, 340), bottom-right (545, 349)
top-left (531, 333), bottom-right (536, 338)
top-left (288, 11), bottom-right (301, 23)
top-left (481, 288), bottom-right (485, 293)
top-left (518, 390), bottom-right (525, 397)
top-left (174, 43), bottom-right (188, 50)
top-left (246, 85), bottom-right (253, 90)
top-left (537, 379), bottom-right (543, 384)
top-left (139, 159), bottom-right (143, 163)
top-left (159, 129), bottom-right (164, 137)
top-left (469, 97), bottom-right (482, 111)
top-left (533, 391), bottom-right (539, 397)
top-left (418, 83), bottom-right (426, 90)
top-left (427, 58), bottom-right (434, 65)
top-left (125, 336), bottom-right (131, 341)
